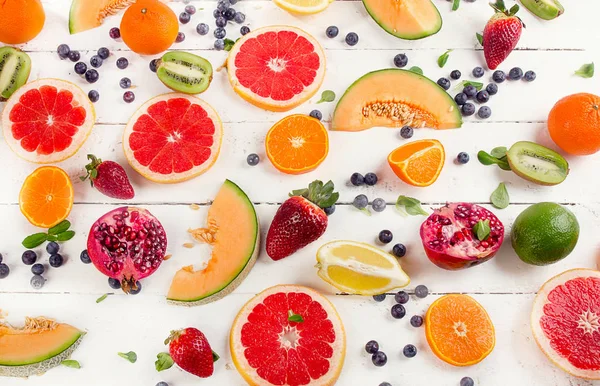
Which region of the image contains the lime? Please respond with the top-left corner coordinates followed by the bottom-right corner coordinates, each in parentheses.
top-left (511, 202), bottom-right (579, 265)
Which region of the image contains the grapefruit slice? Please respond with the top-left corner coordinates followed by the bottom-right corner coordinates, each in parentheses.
top-left (1, 79), bottom-right (95, 164)
top-left (227, 26), bottom-right (326, 112)
top-left (123, 93), bottom-right (223, 184)
top-left (230, 285), bottom-right (346, 385)
top-left (531, 269), bottom-right (600, 380)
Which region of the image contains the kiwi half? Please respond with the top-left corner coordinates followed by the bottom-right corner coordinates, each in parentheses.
top-left (156, 51), bottom-right (213, 94)
top-left (507, 141), bottom-right (569, 185)
top-left (0, 47), bottom-right (31, 101)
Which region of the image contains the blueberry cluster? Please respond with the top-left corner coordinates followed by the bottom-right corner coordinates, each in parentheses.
top-left (206, 0), bottom-right (248, 51)
top-left (351, 173), bottom-right (390, 214)
top-left (325, 26), bottom-right (359, 47)
top-left (2, 242), bottom-right (67, 289)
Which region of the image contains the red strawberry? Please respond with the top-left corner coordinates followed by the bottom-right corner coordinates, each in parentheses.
top-left (267, 180), bottom-right (338, 261)
top-left (80, 154), bottom-right (135, 199)
top-left (165, 328), bottom-right (218, 378)
top-left (483, 0), bottom-right (524, 70)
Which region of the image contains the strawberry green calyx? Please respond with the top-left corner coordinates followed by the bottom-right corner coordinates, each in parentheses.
top-left (164, 329), bottom-right (183, 345)
top-left (490, 0), bottom-right (524, 26)
top-left (290, 180), bottom-right (339, 209)
top-left (80, 154), bottom-right (102, 186)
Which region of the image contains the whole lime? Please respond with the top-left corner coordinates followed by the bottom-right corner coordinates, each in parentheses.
top-left (511, 202), bottom-right (579, 266)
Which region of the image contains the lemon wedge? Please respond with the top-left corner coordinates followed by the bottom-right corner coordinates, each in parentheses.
top-left (273, 0), bottom-right (334, 15)
top-left (316, 240), bottom-right (410, 295)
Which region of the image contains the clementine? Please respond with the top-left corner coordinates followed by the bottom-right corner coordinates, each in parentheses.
top-left (387, 139), bottom-right (445, 187)
top-left (0, 0), bottom-right (45, 44)
top-left (548, 93), bottom-right (600, 155)
top-left (120, 0), bottom-right (178, 55)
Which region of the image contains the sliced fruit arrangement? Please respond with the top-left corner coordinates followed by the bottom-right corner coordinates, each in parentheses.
top-left (80, 154), bottom-right (135, 200)
top-left (230, 285), bottom-right (346, 386)
top-left (267, 180), bottom-right (338, 261)
top-left (388, 139), bottom-right (445, 187)
top-left (163, 327), bottom-right (219, 378)
top-left (266, 114), bottom-right (329, 175)
top-left (227, 25), bottom-right (326, 112)
top-left (0, 47), bottom-right (31, 101)
top-left (483, 0), bottom-right (524, 70)
top-left (520, 0), bottom-right (564, 20)
top-left (316, 240), bottom-right (410, 295)
top-left (425, 294), bottom-right (495, 366)
top-left (0, 316), bottom-right (84, 377)
top-left (2, 79), bottom-right (95, 164)
top-left (157, 51), bottom-right (213, 95)
top-left (69, 0), bottom-right (134, 34)
top-left (332, 69), bottom-right (462, 132)
top-left (506, 141), bottom-right (569, 185)
top-left (123, 93), bottom-right (223, 183)
top-left (0, 0), bottom-right (45, 44)
top-left (531, 269), bottom-right (600, 380)
top-left (420, 203), bottom-right (505, 270)
top-left (120, 0), bottom-right (178, 55)
top-left (274, 0), bottom-right (334, 15)
top-left (362, 0), bottom-right (442, 40)
top-left (168, 180), bottom-right (259, 306)
top-left (548, 93), bottom-right (600, 155)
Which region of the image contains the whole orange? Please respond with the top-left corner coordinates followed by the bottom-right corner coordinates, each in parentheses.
top-left (0, 0), bottom-right (45, 44)
top-left (120, 0), bottom-right (178, 55)
top-left (548, 93), bottom-right (600, 155)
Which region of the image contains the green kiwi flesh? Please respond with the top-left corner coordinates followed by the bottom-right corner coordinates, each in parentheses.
top-left (507, 141), bottom-right (569, 185)
top-left (157, 51), bottom-right (213, 94)
top-left (0, 47), bottom-right (31, 101)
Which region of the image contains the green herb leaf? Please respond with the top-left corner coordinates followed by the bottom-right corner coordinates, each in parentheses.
top-left (96, 293), bottom-right (108, 303)
top-left (223, 38), bottom-right (235, 52)
top-left (452, 0), bottom-right (460, 11)
top-left (118, 351), bottom-right (137, 363)
top-left (490, 183), bottom-right (510, 209)
top-left (437, 50), bottom-right (452, 68)
top-left (61, 360), bottom-right (81, 369)
top-left (473, 219), bottom-right (491, 241)
top-left (396, 195), bottom-right (428, 216)
top-left (46, 234), bottom-right (58, 242)
top-left (48, 220), bottom-right (70, 235)
top-left (457, 80), bottom-right (484, 91)
top-left (409, 66), bottom-right (423, 75)
top-left (212, 351), bottom-right (220, 362)
top-left (317, 90), bottom-right (335, 104)
top-left (476, 32), bottom-right (483, 46)
top-left (57, 230), bottom-right (75, 241)
top-left (22, 233), bottom-right (48, 248)
top-left (477, 150), bottom-right (511, 170)
top-left (155, 352), bottom-right (174, 372)
top-left (288, 310), bottom-right (304, 323)
top-left (490, 146), bottom-right (508, 159)
top-left (575, 62), bottom-right (594, 78)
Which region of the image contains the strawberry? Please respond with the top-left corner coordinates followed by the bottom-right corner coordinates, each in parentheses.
top-left (80, 154), bottom-right (135, 199)
top-left (483, 0), bottom-right (524, 70)
top-left (165, 328), bottom-right (218, 378)
top-left (267, 180), bottom-right (338, 261)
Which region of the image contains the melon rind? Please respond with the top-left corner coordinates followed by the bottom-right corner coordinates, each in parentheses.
top-left (362, 0), bottom-right (442, 40)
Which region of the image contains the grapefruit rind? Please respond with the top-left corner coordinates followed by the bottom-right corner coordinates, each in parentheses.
top-left (531, 269), bottom-right (600, 380)
top-left (230, 285), bottom-right (346, 386)
top-left (273, 0), bottom-right (334, 15)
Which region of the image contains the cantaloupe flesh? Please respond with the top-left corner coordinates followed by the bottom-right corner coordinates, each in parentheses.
top-left (332, 69), bottom-right (462, 132)
top-left (168, 180), bottom-right (258, 303)
top-left (69, 0), bottom-right (135, 34)
top-left (363, 0), bottom-right (442, 40)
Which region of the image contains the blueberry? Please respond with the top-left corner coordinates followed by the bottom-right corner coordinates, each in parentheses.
top-left (350, 173), bottom-right (364, 186)
top-left (486, 83), bottom-right (498, 95)
top-left (229, 0), bottom-right (238, 4)
top-left (109, 27), bottom-right (121, 39)
top-left (393, 53), bottom-right (408, 68)
top-left (379, 383), bottom-right (392, 386)
top-left (90, 55), bottom-right (103, 68)
top-left (364, 172), bottom-right (378, 186)
top-left (156, 383), bottom-right (169, 386)
top-left (120, 77), bottom-right (132, 89)
top-left (461, 103), bottom-right (475, 116)
top-left (214, 39), bottom-right (225, 50)
top-left (324, 205), bottom-right (336, 216)
top-left (176, 32), bottom-right (186, 43)
top-left (149, 59), bottom-right (159, 73)
top-left (492, 70), bottom-right (506, 83)
top-left (129, 281), bottom-right (142, 295)
top-left (436, 77), bottom-right (451, 90)
top-left (214, 27), bottom-right (226, 39)
top-left (353, 194), bottom-right (368, 210)
top-left (68, 50), bottom-right (80, 62)
top-left (215, 16), bottom-right (227, 28)
top-left (116, 57), bottom-right (129, 69)
top-left (476, 90), bottom-right (489, 103)
top-left (224, 8), bottom-right (237, 20)
top-left (454, 93), bottom-right (468, 106)
top-left (410, 315), bottom-right (424, 327)
top-left (524, 70), bottom-right (536, 82)
top-left (450, 70), bottom-right (461, 80)
top-left (400, 126), bottom-right (413, 139)
top-left (49, 254), bottom-right (64, 268)
top-left (392, 243), bottom-right (406, 258)
top-left (217, 0), bottom-right (230, 11)
top-left (463, 85), bottom-right (477, 98)
top-left (185, 5), bottom-right (196, 14)
top-left (460, 377), bottom-right (475, 386)
top-left (30, 275), bottom-right (45, 289)
top-left (80, 250), bottom-right (91, 264)
top-left (196, 23), bottom-right (210, 35)
top-left (372, 198), bottom-right (386, 212)
top-left (365, 340), bottom-right (379, 354)
top-left (234, 12), bottom-right (246, 24)
top-left (394, 291), bottom-right (409, 304)
top-left (213, 9), bottom-right (223, 18)
top-left (345, 32), bottom-right (359, 46)
top-left (31, 263), bottom-right (44, 275)
top-left (472, 66), bottom-right (484, 78)
top-left (415, 284), bottom-right (429, 298)
top-left (391, 304), bottom-right (406, 319)
top-left (457, 152), bottom-right (470, 164)
top-left (57, 44), bottom-right (70, 59)
top-left (372, 294), bottom-right (386, 302)
top-left (108, 277), bottom-right (121, 289)
top-left (247, 153), bottom-right (260, 166)
top-left (326, 26), bottom-right (339, 38)
top-left (46, 241), bottom-right (59, 255)
top-left (240, 26), bottom-right (250, 35)
top-left (403, 344), bottom-right (417, 358)
top-left (179, 11), bottom-right (191, 24)
top-left (22, 250), bottom-right (37, 265)
top-left (88, 90), bottom-right (100, 103)
top-left (0, 264), bottom-right (9, 279)
top-left (309, 109), bottom-right (322, 120)
top-left (97, 47), bottom-right (110, 59)
top-left (378, 230), bottom-right (393, 244)
top-left (477, 106), bottom-right (492, 119)
top-left (372, 351), bottom-right (387, 367)
top-left (508, 67), bottom-right (523, 80)
top-left (123, 91), bottom-right (135, 103)
top-left (0, 253), bottom-right (3, 263)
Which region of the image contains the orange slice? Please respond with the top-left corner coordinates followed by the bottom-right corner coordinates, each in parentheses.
top-left (425, 294), bottom-right (495, 367)
top-left (265, 114), bottom-right (329, 174)
top-left (19, 166), bottom-right (74, 228)
top-left (387, 139), bottom-right (445, 187)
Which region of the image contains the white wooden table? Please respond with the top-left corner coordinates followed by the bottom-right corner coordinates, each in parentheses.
top-left (1, 1), bottom-right (600, 385)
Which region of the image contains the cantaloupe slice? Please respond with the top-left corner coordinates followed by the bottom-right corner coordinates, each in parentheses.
top-left (362, 0), bottom-right (443, 40)
top-left (0, 317), bottom-right (84, 377)
top-left (167, 180), bottom-right (259, 306)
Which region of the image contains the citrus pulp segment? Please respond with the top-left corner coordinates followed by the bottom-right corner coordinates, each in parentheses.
top-left (273, 0), bottom-right (334, 15)
top-left (388, 139), bottom-right (445, 187)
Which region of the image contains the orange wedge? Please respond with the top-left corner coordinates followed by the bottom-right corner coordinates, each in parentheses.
top-left (387, 139), bottom-right (445, 187)
top-left (19, 166), bottom-right (74, 228)
top-left (425, 294), bottom-right (495, 367)
top-left (265, 114), bottom-right (329, 174)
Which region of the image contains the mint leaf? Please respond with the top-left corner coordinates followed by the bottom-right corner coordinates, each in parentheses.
top-left (118, 351), bottom-right (137, 363)
top-left (48, 220), bottom-right (70, 235)
top-left (476, 32), bottom-right (483, 46)
top-left (575, 62), bottom-right (594, 78)
top-left (22, 233), bottom-right (47, 248)
top-left (317, 90), bottom-right (335, 104)
top-left (409, 66), bottom-right (423, 75)
top-left (452, 0), bottom-right (460, 11)
top-left (490, 183), bottom-right (510, 209)
top-left (437, 50), bottom-right (452, 68)
top-left (457, 80), bottom-right (484, 91)
top-left (288, 310), bottom-right (304, 323)
top-left (223, 38), bottom-right (235, 52)
top-left (396, 196), bottom-right (428, 216)
top-left (61, 360), bottom-right (81, 369)
top-left (477, 150), bottom-right (511, 171)
top-left (473, 219), bottom-right (491, 241)
top-left (96, 293), bottom-right (108, 303)
top-left (155, 352), bottom-right (174, 372)
top-left (490, 147), bottom-right (508, 159)
top-left (57, 230), bottom-right (75, 241)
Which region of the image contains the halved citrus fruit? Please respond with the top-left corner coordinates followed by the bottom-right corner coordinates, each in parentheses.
top-left (531, 269), bottom-right (600, 380)
top-left (266, 114), bottom-right (329, 175)
top-left (19, 166), bottom-right (74, 228)
top-left (387, 139), bottom-right (445, 187)
top-left (230, 284), bottom-right (345, 386)
top-left (316, 240), bottom-right (410, 295)
top-left (2, 79), bottom-right (95, 164)
top-left (273, 0), bottom-right (334, 15)
top-left (227, 26), bottom-right (326, 112)
top-left (123, 93), bottom-right (223, 184)
top-left (425, 294), bottom-right (495, 367)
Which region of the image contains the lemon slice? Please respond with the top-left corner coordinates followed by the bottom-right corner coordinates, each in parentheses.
top-left (316, 240), bottom-right (410, 295)
top-left (273, 0), bottom-right (334, 15)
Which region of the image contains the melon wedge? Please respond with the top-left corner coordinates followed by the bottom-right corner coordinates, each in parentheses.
top-left (363, 0), bottom-right (442, 40)
top-left (168, 180), bottom-right (259, 306)
top-left (332, 69), bottom-right (462, 132)
top-left (0, 317), bottom-right (84, 377)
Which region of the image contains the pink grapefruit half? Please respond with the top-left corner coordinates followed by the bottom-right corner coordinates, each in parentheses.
top-left (227, 25), bottom-right (326, 112)
top-left (531, 268), bottom-right (600, 380)
top-left (1, 78), bottom-right (95, 164)
top-left (122, 93), bottom-right (223, 184)
top-left (230, 285), bottom-right (346, 386)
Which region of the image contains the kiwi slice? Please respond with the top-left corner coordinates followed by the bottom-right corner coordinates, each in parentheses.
top-left (156, 51), bottom-right (213, 94)
top-left (0, 47), bottom-right (31, 101)
top-left (507, 141), bottom-right (569, 185)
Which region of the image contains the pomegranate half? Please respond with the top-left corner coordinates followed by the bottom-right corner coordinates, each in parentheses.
top-left (420, 203), bottom-right (504, 270)
top-left (87, 207), bottom-right (167, 292)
